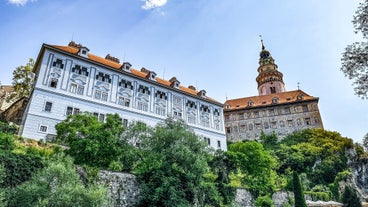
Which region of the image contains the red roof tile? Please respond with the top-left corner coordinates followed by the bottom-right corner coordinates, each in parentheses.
top-left (48, 44), bottom-right (222, 105)
top-left (224, 90), bottom-right (318, 111)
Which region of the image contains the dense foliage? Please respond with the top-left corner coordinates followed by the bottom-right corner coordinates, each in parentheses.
top-left (341, 0), bottom-right (368, 99)
top-left (6, 58), bottom-right (35, 103)
top-left (7, 156), bottom-right (107, 207)
top-left (55, 113), bottom-right (125, 169)
top-left (0, 117), bottom-right (364, 206)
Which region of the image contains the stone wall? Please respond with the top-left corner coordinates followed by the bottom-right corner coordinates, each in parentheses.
top-left (96, 171), bottom-right (295, 207)
top-left (98, 170), bottom-right (140, 207)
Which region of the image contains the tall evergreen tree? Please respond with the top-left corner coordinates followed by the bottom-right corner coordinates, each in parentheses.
top-left (342, 186), bottom-right (361, 207)
top-left (293, 171), bottom-right (307, 207)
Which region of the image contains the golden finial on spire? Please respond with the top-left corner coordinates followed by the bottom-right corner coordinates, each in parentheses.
top-left (259, 35), bottom-right (265, 50)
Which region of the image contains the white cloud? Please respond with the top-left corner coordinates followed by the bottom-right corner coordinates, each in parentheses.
top-left (142, 0), bottom-right (167, 10)
top-left (8, 0), bottom-right (35, 6)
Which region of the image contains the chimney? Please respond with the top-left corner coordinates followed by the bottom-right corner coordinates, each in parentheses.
top-left (105, 54), bottom-right (120, 63)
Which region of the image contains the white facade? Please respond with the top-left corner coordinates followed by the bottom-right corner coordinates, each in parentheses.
top-left (20, 43), bottom-right (227, 151)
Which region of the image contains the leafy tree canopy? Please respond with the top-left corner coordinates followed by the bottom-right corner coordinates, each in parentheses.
top-left (55, 113), bottom-right (124, 169)
top-left (6, 58), bottom-right (35, 102)
top-left (228, 141), bottom-right (277, 198)
top-left (341, 0), bottom-right (368, 99)
top-left (135, 119), bottom-right (217, 207)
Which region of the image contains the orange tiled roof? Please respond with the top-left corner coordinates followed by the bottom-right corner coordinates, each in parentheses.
top-left (224, 90), bottom-right (318, 111)
top-left (48, 43), bottom-right (222, 105)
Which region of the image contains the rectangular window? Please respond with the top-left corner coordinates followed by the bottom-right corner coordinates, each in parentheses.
top-left (173, 95), bottom-right (182, 106)
top-left (101, 92), bottom-right (108, 101)
top-left (70, 83), bottom-right (77, 93)
top-left (217, 140), bottom-right (221, 148)
top-left (305, 118), bottom-right (311, 125)
top-left (66, 107), bottom-right (73, 116)
top-left (137, 101), bottom-right (148, 112)
top-left (302, 105), bottom-right (309, 112)
top-left (73, 108), bottom-right (80, 115)
top-left (155, 106), bottom-right (166, 116)
top-left (49, 78), bottom-right (58, 88)
top-left (284, 107), bottom-right (291, 114)
top-left (99, 114), bottom-right (105, 122)
top-left (77, 85), bottom-right (84, 95)
top-left (118, 97), bottom-right (130, 107)
top-left (187, 115), bottom-right (196, 124)
top-left (53, 59), bottom-right (64, 69)
top-left (173, 111), bottom-right (182, 119)
top-left (204, 137), bottom-right (211, 145)
top-left (39, 125), bottom-right (47, 133)
top-left (95, 90), bottom-right (101, 99)
top-left (44, 102), bottom-right (52, 112)
top-left (123, 119), bottom-right (128, 127)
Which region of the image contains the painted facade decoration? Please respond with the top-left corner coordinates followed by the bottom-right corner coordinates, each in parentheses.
top-left (20, 42), bottom-right (227, 150)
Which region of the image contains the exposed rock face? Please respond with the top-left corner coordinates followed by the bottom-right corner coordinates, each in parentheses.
top-left (349, 156), bottom-right (368, 201)
top-left (272, 191), bottom-right (294, 207)
top-left (98, 171), bottom-right (140, 207)
top-left (234, 188), bottom-right (255, 207)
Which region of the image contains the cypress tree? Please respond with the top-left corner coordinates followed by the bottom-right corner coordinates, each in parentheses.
top-left (293, 171), bottom-right (307, 207)
top-left (342, 186), bottom-right (361, 207)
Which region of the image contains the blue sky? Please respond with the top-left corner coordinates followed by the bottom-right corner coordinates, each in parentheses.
top-left (1, 0), bottom-right (367, 143)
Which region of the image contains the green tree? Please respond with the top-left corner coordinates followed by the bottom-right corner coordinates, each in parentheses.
top-left (208, 150), bottom-right (237, 205)
top-left (6, 58), bottom-right (35, 102)
top-left (341, 0), bottom-right (368, 99)
top-left (7, 155), bottom-right (107, 207)
top-left (293, 171), bottom-right (307, 207)
top-left (342, 186), bottom-right (361, 207)
top-left (228, 141), bottom-right (277, 198)
top-left (260, 131), bottom-right (279, 150)
top-left (55, 113), bottom-right (124, 169)
top-left (135, 119), bottom-right (215, 207)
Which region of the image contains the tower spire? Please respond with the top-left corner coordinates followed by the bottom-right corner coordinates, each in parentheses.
top-left (259, 35), bottom-right (265, 50)
top-left (256, 38), bottom-right (286, 95)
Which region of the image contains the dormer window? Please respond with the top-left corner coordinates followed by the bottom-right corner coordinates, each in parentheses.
top-left (141, 67), bottom-right (156, 80)
top-left (197, 90), bottom-right (206, 97)
top-left (297, 94), bottom-right (304, 100)
top-left (78, 46), bottom-right (89, 57)
top-left (169, 77), bottom-right (180, 88)
top-left (121, 62), bottom-right (132, 71)
top-left (248, 101), bottom-right (254, 106)
top-left (272, 97), bottom-right (279, 104)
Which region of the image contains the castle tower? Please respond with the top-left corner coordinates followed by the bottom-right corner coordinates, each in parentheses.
top-left (256, 40), bottom-right (286, 95)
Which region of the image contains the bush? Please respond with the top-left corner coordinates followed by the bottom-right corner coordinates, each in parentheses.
top-left (0, 121), bottom-right (18, 134)
top-left (0, 132), bottom-right (15, 151)
top-left (255, 195), bottom-right (274, 207)
top-left (7, 156), bottom-right (108, 207)
top-left (0, 151), bottom-right (44, 188)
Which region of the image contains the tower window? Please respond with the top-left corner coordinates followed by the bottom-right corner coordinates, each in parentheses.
top-left (270, 87), bottom-right (276, 94)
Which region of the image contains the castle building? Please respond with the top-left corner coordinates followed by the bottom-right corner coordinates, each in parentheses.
top-left (223, 42), bottom-right (323, 142)
top-left (20, 42), bottom-right (227, 150)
